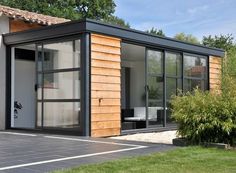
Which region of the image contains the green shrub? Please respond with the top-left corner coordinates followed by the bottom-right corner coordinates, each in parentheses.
top-left (171, 76), bottom-right (236, 145)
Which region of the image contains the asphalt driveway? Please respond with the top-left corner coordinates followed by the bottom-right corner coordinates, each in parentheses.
top-left (0, 131), bottom-right (175, 173)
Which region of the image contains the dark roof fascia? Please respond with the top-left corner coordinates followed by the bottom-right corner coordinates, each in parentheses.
top-left (3, 20), bottom-right (87, 46)
top-left (3, 18), bottom-right (225, 57)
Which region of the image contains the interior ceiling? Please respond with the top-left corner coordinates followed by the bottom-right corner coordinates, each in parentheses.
top-left (121, 43), bottom-right (145, 61)
top-left (15, 44), bottom-right (36, 51)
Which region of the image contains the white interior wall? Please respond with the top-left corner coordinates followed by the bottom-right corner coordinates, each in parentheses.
top-left (121, 43), bottom-right (146, 108)
top-left (0, 16), bottom-right (9, 130)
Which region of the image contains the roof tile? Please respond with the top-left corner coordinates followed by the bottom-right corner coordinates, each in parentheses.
top-left (0, 5), bottom-right (70, 25)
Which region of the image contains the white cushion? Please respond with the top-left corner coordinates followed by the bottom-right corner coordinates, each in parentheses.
top-left (134, 107), bottom-right (146, 119)
top-left (148, 107), bottom-right (158, 119)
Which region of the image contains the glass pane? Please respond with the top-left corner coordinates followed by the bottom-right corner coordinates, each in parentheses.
top-left (147, 50), bottom-right (163, 75)
top-left (37, 45), bottom-right (43, 72)
top-left (166, 78), bottom-right (182, 124)
top-left (184, 79), bottom-right (206, 92)
top-left (37, 73), bottom-right (42, 100)
top-left (121, 43), bottom-right (146, 130)
top-left (184, 55), bottom-right (207, 78)
top-left (40, 40), bottom-right (80, 71)
top-left (37, 102), bottom-right (42, 127)
top-left (148, 76), bottom-right (164, 126)
top-left (166, 52), bottom-right (181, 76)
top-left (166, 78), bottom-right (182, 100)
top-left (43, 71), bottom-right (80, 100)
top-left (43, 102), bottom-right (80, 128)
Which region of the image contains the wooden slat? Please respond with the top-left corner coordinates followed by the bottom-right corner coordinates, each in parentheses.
top-left (209, 57), bottom-right (222, 64)
top-left (91, 106), bottom-right (121, 114)
top-left (91, 75), bottom-right (121, 84)
top-left (91, 113), bottom-right (121, 121)
top-left (91, 99), bottom-right (120, 106)
top-left (91, 121), bottom-right (121, 130)
top-left (92, 91), bottom-right (120, 99)
top-left (91, 59), bottom-right (121, 69)
top-left (210, 73), bottom-right (220, 79)
top-left (92, 83), bottom-right (121, 91)
top-left (210, 68), bottom-right (221, 74)
top-left (91, 36), bottom-right (121, 48)
top-left (91, 128), bottom-right (120, 137)
top-left (210, 63), bottom-right (221, 69)
top-left (91, 44), bottom-right (121, 55)
top-left (91, 52), bottom-right (121, 62)
top-left (91, 67), bottom-right (121, 77)
top-left (92, 34), bottom-right (121, 41)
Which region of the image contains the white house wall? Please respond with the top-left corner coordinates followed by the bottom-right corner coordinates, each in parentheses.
top-left (0, 16), bottom-right (9, 130)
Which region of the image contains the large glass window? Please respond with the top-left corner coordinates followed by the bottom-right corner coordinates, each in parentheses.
top-left (147, 50), bottom-right (164, 126)
top-left (121, 43), bottom-right (146, 130)
top-left (166, 52), bottom-right (181, 76)
top-left (183, 54), bottom-right (207, 91)
top-left (165, 52), bottom-right (182, 125)
top-left (37, 40), bottom-right (81, 129)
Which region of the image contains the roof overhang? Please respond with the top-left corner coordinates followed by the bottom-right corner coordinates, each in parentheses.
top-left (3, 19), bottom-right (225, 57)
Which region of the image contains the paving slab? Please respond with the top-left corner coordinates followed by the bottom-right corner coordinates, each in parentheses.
top-left (0, 131), bottom-right (175, 173)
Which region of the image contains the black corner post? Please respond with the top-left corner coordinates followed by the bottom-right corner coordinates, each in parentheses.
top-left (81, 32), bottom-right (91, 136)
top-left (5, 46), bottom-right (11, 129)
top-left (163, 50), bottom-right (167, 127)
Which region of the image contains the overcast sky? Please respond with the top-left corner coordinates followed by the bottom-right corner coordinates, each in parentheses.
top-left (114, 0), bottom-right (236, 40)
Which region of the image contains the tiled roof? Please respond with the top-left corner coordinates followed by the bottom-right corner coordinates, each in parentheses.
top-left (0, 5), bottom-right (70, 25)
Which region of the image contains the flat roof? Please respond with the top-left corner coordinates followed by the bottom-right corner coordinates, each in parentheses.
top-left (3, 19), bottom-right (224, 57)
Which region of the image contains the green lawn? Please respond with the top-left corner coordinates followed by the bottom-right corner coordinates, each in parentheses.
top-left (54, 147), bottom-right (236, 173)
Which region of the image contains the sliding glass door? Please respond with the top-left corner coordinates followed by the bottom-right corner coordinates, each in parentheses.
top-left (146, 50), bottom-right (164, 126)
top-left (146, 49), bottom-right (183, 127)
top-left (36, 40), bottom-right (81, 130)
top-left (121, 44), bottom-right (208, 131)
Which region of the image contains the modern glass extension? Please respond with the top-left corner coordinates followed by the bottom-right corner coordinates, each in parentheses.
top-left (121, 42), bottom-right (208, 131)
top-left (3, 19), bottom-right (223, 136)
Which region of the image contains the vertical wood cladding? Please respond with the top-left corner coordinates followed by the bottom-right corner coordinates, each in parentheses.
top-left (10, 19), bottom-right (41, 32)
top-left (91, 34), bottom-right (121, 137)
top-left (209, 56), bottom-right (222, 92)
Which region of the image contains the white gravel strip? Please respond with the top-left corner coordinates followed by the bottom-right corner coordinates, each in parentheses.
top-left (110, 130), bottom-right (177, 144)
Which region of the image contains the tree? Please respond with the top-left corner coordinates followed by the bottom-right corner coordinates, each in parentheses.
top-left (174, 32), bottom-right (200, 44)
top-left (0, 0), bottom-right (129, 27)
top-left (202, 34), bottom-right (234, 52)
top-left (103, 15), bottom-right (130, 28)
top-left (146, 27), bottom-right (165, 37)
top-left (202, 34), bottom-right (236, 77)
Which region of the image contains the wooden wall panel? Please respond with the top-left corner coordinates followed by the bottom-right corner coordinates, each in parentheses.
top-left (10, 19), bottom-right (42, 32)
top-left (91, 34), bottom-right (121, 137)
top-left (209, 56), bottom-right (222, 92)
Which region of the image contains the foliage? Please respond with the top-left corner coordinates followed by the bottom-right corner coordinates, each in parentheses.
top-left (54, 147), bottom-right (236, 173)
top-left (0, 0), bottom-right (81, 20)
top-left (223, 46), bottom-right (236, 77)
top-left (174, 32), bottom-right (200, 44)
top-left (102, 15), bottom-right (130, 28)
top-left (171, 78), bottom-right (236, 145)
top-left (202, 34), bottom-right (235, 52)
top-left (146, 27), bottom-right (165, 37)
top-left (0, 0), bottom-right (129, 27)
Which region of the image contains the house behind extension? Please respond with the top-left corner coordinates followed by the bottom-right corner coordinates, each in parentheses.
top-left (0, 5), bottom-right (224, 137)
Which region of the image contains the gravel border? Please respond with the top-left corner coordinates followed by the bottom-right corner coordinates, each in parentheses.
top-left (110, 130), bottom-right (177, 144)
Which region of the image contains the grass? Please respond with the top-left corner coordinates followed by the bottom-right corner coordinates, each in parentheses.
top-left (53, 147), bottom-right (236, 173)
